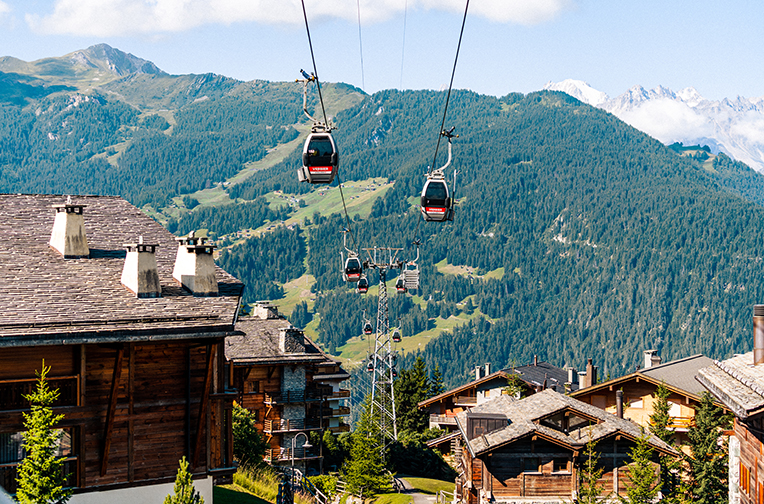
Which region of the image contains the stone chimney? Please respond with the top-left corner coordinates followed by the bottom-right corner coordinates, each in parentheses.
top-left (121, 237), bottom-right (161, 298)
top-left (253, 302), bottom-right (279, 320)
top-left (49, 197), bottom-right (89, 258)
top-left (643, 349), bottom-right (661, 369)
top-left (754, 305), bottom-right (764, 365)
top-left (173, 232), bottom-right (218, 296)
top-left (584, 358), bottom-right (597, 388)
top-left (279, 326), bottom-right (305, 354)
top-left (567, 367), bottom-right (577, 385)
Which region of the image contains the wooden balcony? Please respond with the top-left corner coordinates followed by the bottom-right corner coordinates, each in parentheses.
top-left (263, 418), bottom-right (322, 433)
top-left (430, 414), bottom-right (458, 426)
top-left (264, 447), bottom-right (321, 463)
top-left (0, 376), bottom-right (78, 411)
top-left (322, 406), bottom-right (351, 418)
top-left (264, 389), bottom-right (324, 404)
top-left (454, 395), bottom-right (477, 406)
top-left (668, 417), bottom-right (694, 430)
top-left (325, 389), bottom-right (351, 400)
top-left (328, 425), bottom-right (350, 434)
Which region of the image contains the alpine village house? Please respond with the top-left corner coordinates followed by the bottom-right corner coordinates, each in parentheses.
top-left (0, 194), bottom-right (244, 503)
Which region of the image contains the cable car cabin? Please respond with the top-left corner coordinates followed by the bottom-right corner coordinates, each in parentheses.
top-left (395, 277), bottom-right (407, 293)
top-left (421, 177), bottom-right (453, 222)
top-left (357, 276), bottom-right (369, 294)
top-left (363, 322), bottom-right (373, 335)
top-left (366, 361), bottom-right (374, 372)
top-left (343, 256), bottom-right (362, 282)
top-left (299, 133), bottom-right (339, 184)
top-left (392, 330), bottom-right (401, 343)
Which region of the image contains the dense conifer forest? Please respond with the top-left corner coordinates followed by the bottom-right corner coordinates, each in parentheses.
top-left (4, 64), bottom-right (764, 386)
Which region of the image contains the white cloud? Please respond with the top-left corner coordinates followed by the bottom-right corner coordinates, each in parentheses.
top-left (730, 111), bottom-right (764, 145)
top-left (616, 99), bottom-right (714, 145)
top-left (26, 0), bottom-right (571, 36)
top-left (0, 1), bottom-right (10, 17)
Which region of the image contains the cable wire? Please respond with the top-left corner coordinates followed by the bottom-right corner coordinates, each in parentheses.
top-left (429, 0), bottom-right (470, 175)
top-left (399, 0), bottom-right (408, 90)
top-left (357, 0), bottom-right (366, 91)
top-left (300, 0), bottom-right (329, 128)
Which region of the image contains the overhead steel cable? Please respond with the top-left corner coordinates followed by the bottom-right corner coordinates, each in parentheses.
top-left (413, 0), bottom-right (470, 244)
top-left (300, 0), bottom-right (359, 252)
top-left (357, 0), bottom-right (366, 91)
top-left (399, 0), bottom-right (408, 90)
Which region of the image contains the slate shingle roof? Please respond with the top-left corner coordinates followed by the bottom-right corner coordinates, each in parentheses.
top-left (0, 194), bottom-right (243, 345)
top-left (456, 389), bottom-right (677, 457)
top-left (226, 315), bottom-right (345, 371)
top-left (697, 352), bottom-right (764, 419)
top-left (508, 361), bottom-right (579, 392)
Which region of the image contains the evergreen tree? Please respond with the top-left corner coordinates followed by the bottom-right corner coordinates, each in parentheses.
top-left (430, 364), bottom-right (445, 397)
top-left (576, 428), bottom-right (605, 504)
top-left (686, 392), bottom-right (731, 504)
top-left (394, 356), bottom-right (431, 433)
top-left (622, 427), bottom-right (660, 504)
top-left (232, 403), bottom-right (267, 468)
top-left (15, 361), bottom-right (71, 504)
top-left (649, 382), bottom-right (680, 501)
top-left (163, 457), bottom-right (204, 504)
top-left (341, 398), bottom-right (390, 497)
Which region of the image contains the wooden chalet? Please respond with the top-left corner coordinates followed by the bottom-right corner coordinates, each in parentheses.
top-left (571, 352), bottom-right (718, 450)
top-left (454, 389), bottom-right (677, 504)
top-left (419, 359), bottom-right (588, 455)
top-left (0, 194), bottom-right (244, 503)
top-left (225, 303), bottom-right (350, 473)
top-left (698, 327), bottom-right (764, 504)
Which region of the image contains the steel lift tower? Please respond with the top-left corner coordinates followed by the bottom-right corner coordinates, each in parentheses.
top-left (363, 246), bottom-right (402, 456)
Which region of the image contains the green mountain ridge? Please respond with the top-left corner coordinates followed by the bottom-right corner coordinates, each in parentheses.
top-left (3, 45), bottom-right (764, 389)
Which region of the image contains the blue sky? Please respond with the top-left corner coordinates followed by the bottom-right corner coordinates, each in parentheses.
top-left (0, 0), bottom-right (762, 101)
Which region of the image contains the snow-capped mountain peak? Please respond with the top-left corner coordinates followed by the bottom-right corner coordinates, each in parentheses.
top-left (543, 79), bottom-right (764, 173)
top-left (542, 79), bottom-right (609, 107)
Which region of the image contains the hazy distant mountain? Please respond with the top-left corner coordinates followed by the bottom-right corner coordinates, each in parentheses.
top-left (0, 43), bottom-right (165, 88)
top-left (544, 79), bottom-right (764, 173)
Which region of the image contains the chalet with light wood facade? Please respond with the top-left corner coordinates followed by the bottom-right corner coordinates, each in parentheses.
top-left (420, 359), bottom-right (587, 454)
top-left (454, 389), bottom-right (677, 504)
top-left (0, 194), bottom-right (243, 503)
top-left (571, 352), bottom-right (718, 450)
top-left (225, 303), bottom-right (350, 473)
top-left (697, 305), bottom-right (764, 504)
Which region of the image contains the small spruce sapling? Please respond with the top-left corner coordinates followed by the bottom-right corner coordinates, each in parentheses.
top-left (163, 457), bottom-right (204, 504)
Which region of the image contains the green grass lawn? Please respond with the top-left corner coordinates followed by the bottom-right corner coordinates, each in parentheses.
top-left (398, 477), bottom-right (454, 495)
top-left (373, 493), bottom-right (413, 504)
top-left (214, 484), bottom-right (272, 504)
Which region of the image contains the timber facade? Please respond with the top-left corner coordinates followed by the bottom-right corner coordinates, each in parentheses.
top-left (455, 390), bottom-right (677, 504)
top-left (226, 303), bottom-right (350, 473)
top-left (0, 194), bottom-right (243, 503)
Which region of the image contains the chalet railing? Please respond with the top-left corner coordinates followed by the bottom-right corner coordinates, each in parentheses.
top-left (454, 395), bottom-right (477, 406)
top-left (430, 414), bottom-right (458, 425)
top-left (328, 425), bottom-right (350, 434)
top-left (263, 418), bottom-right (322, 433)
top-left (668, 417), bottom-right (694, 429)
top-left (326, 389), bottom-right (350, 399)
top-left (322, 406), bottom-right (351, 417)
top-left (264, 388), bottom-right (324, 404)
top-left (264, 447), bottom-right (320, 463)
top-left (0, 376), bottom-right (78, 411)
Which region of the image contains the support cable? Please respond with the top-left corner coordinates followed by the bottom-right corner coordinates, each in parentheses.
top-left (300, 0), bottom-right (329, 127)
top-left (399, 0), bottom-right (408, 90)
top-left (357, 0), bottom-right (366, 91)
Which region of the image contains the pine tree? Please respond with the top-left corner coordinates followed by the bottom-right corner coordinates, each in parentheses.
top-left (430, 364), bottom-right (445, 397)
top-left (163, 457), bottom-right (204, 504)
top-left (393, 355), bottom-right (430, 433)
top-left (686, 392), bottom-right (731, 504)
top-left (341, 398), bottom-right (391, 498)
top-left (15, 361), bottom-right (71, 504)
top-left (622, 427), bottom-right (660, 504)
top-left (649, 382), bottom-right (680, 501)
top-left (576, 428), bottom-right (605, 504)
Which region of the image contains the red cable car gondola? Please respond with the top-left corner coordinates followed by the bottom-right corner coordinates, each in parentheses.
top-left (299, 133), bottom-right (339, 184)
top-left (343, 256), bottom-right (362, 282)
top-left (392, 330), bottom-right (401, 343)
top-left (357, 276), bottom-right (369, 294)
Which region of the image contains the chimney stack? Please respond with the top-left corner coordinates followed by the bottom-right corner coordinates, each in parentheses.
top-left (616, 389), bottom-right (624, 418)
top-left (173, 232), bottom-right (218, 296)
top-left (754, 305), bottom-right (764, 365)
top-left (585, 358), bottom-right (597, 388)
top-left (643, 350), bottom-right (661, 369)
top-left (253, 302), bottom-right (279, 320)
top-left (279, 326), bottom-right (305, 354)
top-left (475, 366), bottom-right (483, 381)
top-left (485, 363), bottom-right (491, 376)
top-left (49, 197), bottom-right (89, 258)
top-left (121, 237), bottom-right (161, 298)
top-left (533, 355), bottom-right (538, 366)
top-left (567, 367), bottom-right (577, 385)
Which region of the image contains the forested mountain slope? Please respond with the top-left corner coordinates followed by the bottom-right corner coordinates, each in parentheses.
top-left (3, 47), bottom-right (764, 386)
